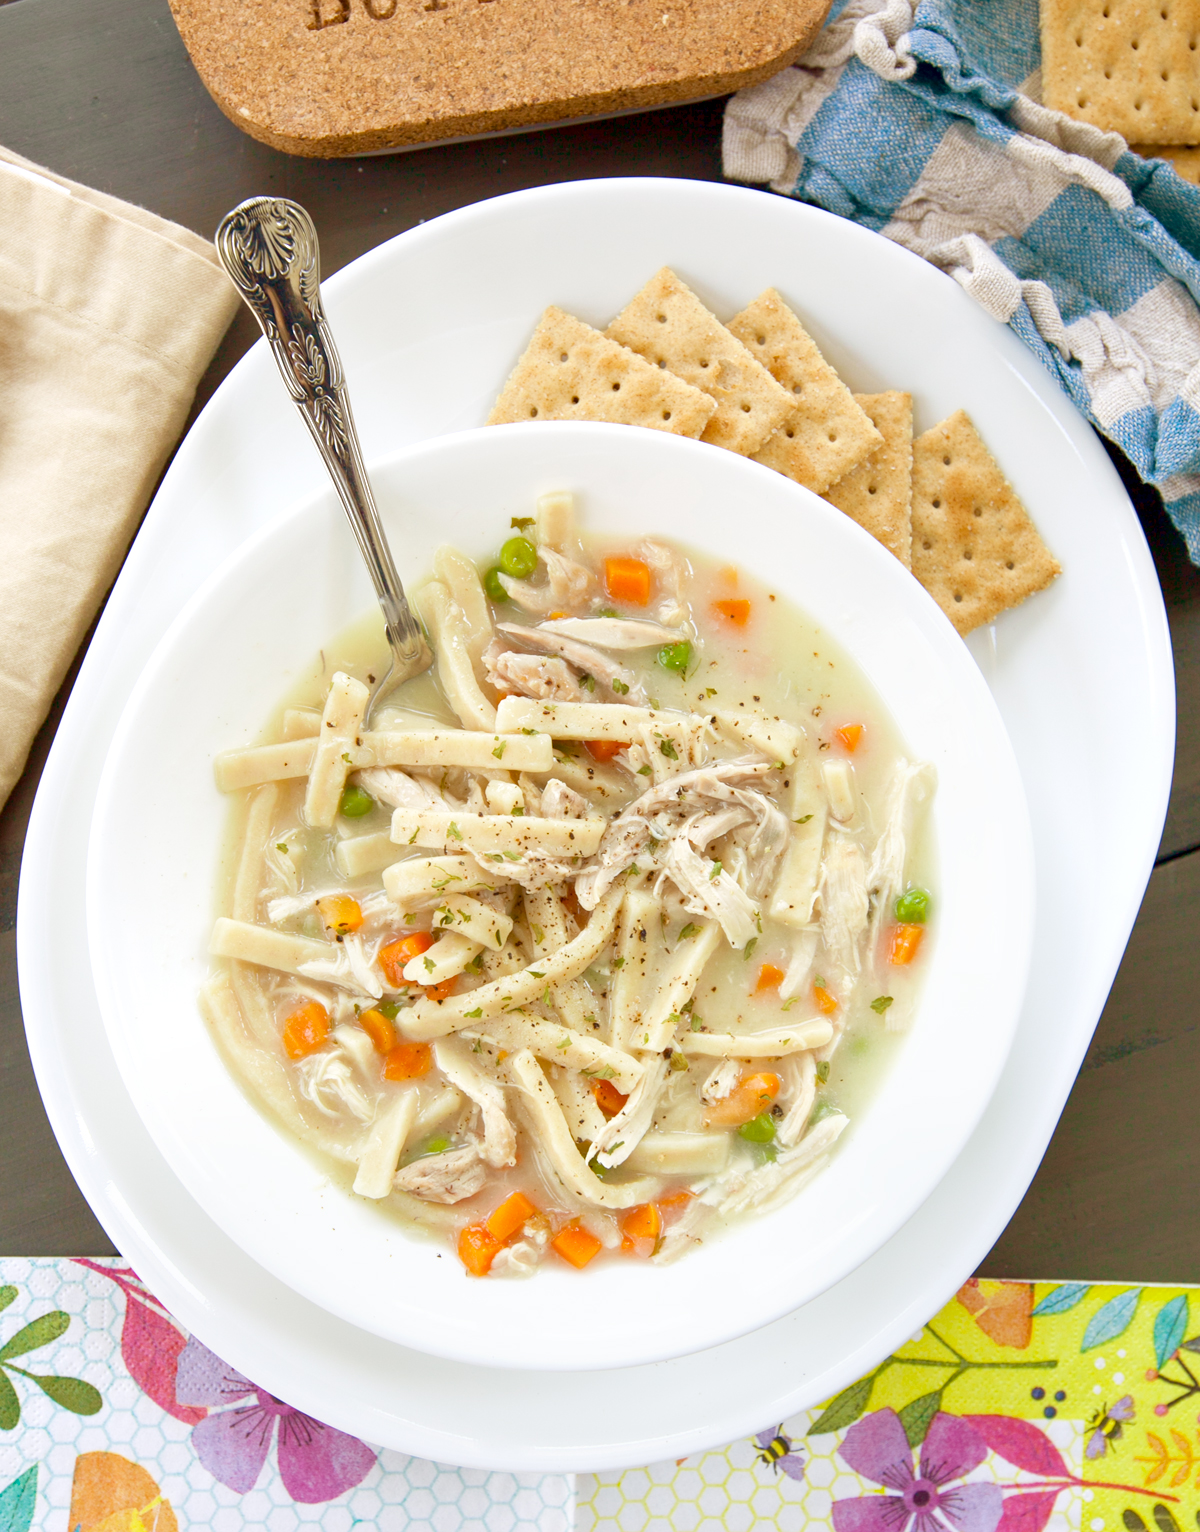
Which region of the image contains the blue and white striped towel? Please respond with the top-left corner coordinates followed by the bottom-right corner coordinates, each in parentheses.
top-left (723, 0), bottom-right (1200, 564)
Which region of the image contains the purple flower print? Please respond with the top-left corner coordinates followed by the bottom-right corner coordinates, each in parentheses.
top-left (175, 1336), bottom-right (376, 1504)
top-left (832, 1409), bottom-right (1003, 1532)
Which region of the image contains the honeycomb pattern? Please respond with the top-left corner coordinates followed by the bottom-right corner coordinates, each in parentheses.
top-left (0, 1259), bottom-right (572, 1531)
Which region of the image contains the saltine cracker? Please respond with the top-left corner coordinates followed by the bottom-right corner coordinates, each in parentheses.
top-left (605, 268), bottom-right (794, 456)
top-left (824, 392), bottom-right (913, 568)
top-left (911, 410), bottom-right (1061, 635)
top-left (488, 306), bottom-right (716, 437)
top-left (728, 289), bottom-right (882, 493)
top-left (1042, 0), bottom-right (1200, 144)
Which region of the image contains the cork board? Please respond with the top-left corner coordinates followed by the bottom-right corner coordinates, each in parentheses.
top-left (167, 0), bottom-right (832, 157)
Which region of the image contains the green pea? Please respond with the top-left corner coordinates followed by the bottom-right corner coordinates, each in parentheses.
top-left (737, 1111), bottom-right (776, 1144)
top-left (338, 784), bottom-right (374, 818)
top-left (657, 641), bottom-right (692, 674)
top-left (484, 565), bottom-right (508, 602)
top-left (499, 536), bottom-right (538, 578)
top-left (895, 886), bottom-right (932, 924)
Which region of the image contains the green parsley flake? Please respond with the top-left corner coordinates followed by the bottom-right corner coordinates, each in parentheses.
top-left (446, 821), bottom-right (463, 840)
top-left (275, 843), bottom-right (288, 854)
top-left (709, 860), bottom-right (723, 881)
top-left (679, 923), bottom-right (701, 940)
top-left (464, 1007), bottom-right (483, 1019)
top-left (492, 740), bottom-right (506, 760)
top-left (580, 673), bottom-right (596, 692)
top-left (611, 679), bottom-right (630, 696)
top-left (659, 737), bottom-right (679, 761)
top-left (795, 814), bottom-right (813, 824)
top-left (637, 764), bottom-right (652, 776)
top-left (870, 995), bottom-right (894, 1015)
top-left (816, 1060), bottom-right (831, 1084)
top-left (510, 515), bottom-right (534, 531)
top-left (521, 727), bottom-right (537, 735)
top-left (743, 937), bottom-right (758, 961)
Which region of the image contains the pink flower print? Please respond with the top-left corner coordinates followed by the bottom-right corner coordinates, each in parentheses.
top-left (832, 1409), bottom-right (1003, 1532)
top-left (175, 1337), bottom-right (376, 1504)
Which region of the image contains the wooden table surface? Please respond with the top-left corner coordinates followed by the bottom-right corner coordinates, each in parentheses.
top-left (1, 0), bottom-right (1198, 1281)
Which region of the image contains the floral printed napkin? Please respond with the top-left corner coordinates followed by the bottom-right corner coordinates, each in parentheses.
top-left (2, 1260), bottom-right (1198, 1532)
top-left (0, 1259), bottom-right (572, 1531)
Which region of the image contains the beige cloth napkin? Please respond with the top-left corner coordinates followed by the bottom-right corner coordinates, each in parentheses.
top-left (0, 147), bottom-right (239, 811)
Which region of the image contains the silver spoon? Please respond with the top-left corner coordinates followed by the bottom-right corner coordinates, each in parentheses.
top-left (215, 197), bottom-right (432, 719)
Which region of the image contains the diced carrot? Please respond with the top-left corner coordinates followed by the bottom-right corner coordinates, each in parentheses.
top-left (812, 982), bottom-right (838, 1016)
top-left (704, 1071), bottom-right (780, 1127)
top-left (889, 924), bottom-right (925, 966)
top-left (755, 962), bottom-right (784, 993)
top-left (713, 598), bottom-right (751, 626)
top-left (383, 1041), bottom-right (432, 1081)
top-left (282, 1001), bottom-right (329, 1060)
top-left (379, 930), bottom-right (434, 987)
top-left (585, 738), bottom-right (625, 763)
top-left (548, 610), bottom-right (569, 620)
top-left (359, 1008), bottom-right (398, 1054)
top-left (834, 724), bottom-right (864, 753)
top-left (316, 894), bottom-right (363, 935)
top-left (458, 1223), bottom-right (501, 1277)
top-left (486, 1191), bottom-right (538, 1244)
top-left (591, 1078), bottom-right (629, 1117)
top-left (619, 1235), bottom-right (637, 1255)
top-left (551, 1220), bottom-right (603, 1269)
top-left (621, 1203), bottom-right (662, 1242)
top-left (604, 556), bottom-right (652, 606)
top-left (657, 1190), bottom-right (695, 1215)
top-left (424, 975), bottom-right (458, 1003)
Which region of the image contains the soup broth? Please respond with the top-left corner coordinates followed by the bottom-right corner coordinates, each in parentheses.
top-left (204, 493), bottom-right (935, 1275)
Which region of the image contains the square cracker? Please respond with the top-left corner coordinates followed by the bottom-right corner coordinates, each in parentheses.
top-left (488, 305), bottom-right (716, 437)
top-left (1132, 143), bottom-right (1200, 181)
top-left (824, 392), bottom-right (913, 568)
top-left (911, 410), bottom-right (1061, 636)
top-left (605, 268), bottom-right (794, 456)
top-left (727, 289), bottom-right (883, 494)
top-left (1041, 0), bottom-right (1200, 145)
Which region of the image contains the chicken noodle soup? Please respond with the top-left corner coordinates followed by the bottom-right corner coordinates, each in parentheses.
top-left (204, 492), bottom-right (935, 1275)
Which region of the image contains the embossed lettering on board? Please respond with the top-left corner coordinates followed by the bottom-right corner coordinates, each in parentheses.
top-left (307, 0), bottom-right (349, 27)
top-left (362, 0), bottom-right (398, 17)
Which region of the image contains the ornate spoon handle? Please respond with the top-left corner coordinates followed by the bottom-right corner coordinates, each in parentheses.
top-left (215, 196), bottom-right (431, 701)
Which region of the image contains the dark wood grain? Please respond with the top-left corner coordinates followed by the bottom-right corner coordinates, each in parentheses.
top-left (980, 851), bottom-right (1200, 1280)
top-left (2, 0), bottom-right (1199, 1285)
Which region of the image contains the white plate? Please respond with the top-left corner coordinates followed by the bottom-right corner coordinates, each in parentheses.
top-left (18, 179), bottom-right (1173, 1467)
top-left (86, 422), bottom-right (1032, 1372)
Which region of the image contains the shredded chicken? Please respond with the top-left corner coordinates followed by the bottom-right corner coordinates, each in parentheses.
top-left (392, 1145), bottom-right (489, 1203)
top-left (701, 1059), bottom-right (741, 1105)
top-left (498, 549), bottom-right (600, 613)
top-left (536, 617), bottom-right (684, 649)
top-left (294, 1049), bottom-right (373, 1121)
top-left (482, 639), bottom-right (584, 701)
top-left (497, 623), bottom-right (648, 704)
top-left (297, 933), bottom-right (383, 999)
